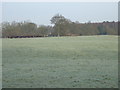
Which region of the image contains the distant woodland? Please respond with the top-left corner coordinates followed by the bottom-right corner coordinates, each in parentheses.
top-left (1, 14), bottom-right (118, 38)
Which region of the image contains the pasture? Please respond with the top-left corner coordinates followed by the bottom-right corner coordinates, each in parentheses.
top-left (2, 35), bottom-right (118, 88)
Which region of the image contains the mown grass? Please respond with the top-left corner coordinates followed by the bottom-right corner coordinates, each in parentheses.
top-left (2, 35), bottom-right (118, 88)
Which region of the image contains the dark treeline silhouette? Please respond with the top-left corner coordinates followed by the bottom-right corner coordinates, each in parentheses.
top-left (1, 14), bottom-right (118, 38)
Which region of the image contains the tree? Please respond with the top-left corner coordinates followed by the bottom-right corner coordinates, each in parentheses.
top-left (97, 25), bottom-right (107, 35)
top-left (37, 25), bottom-right (49, 37)
top-left (50, 14), bottom-right (71, 36)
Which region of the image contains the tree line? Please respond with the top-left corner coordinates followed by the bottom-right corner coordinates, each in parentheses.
top-left (1, 14), bottom-right (118, 38)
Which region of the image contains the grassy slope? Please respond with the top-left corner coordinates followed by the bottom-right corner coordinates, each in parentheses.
top-left (2, 35), bottom-right (118, 88)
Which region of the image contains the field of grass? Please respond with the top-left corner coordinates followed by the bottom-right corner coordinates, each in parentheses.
top-left (2, 35), bottom-right (118, 88)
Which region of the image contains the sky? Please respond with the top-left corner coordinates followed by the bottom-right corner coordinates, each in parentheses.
top-left (2, 2), bottom-right (118, 25)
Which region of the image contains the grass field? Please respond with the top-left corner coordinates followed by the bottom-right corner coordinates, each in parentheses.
top-left (2, 35), bottom-right (118, 88)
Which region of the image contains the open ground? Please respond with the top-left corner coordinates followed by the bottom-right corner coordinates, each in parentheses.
top-left (2, 35), bottom-right (118, 88)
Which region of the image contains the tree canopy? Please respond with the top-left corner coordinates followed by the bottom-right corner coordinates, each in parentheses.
top-left (1, 14), bottom-right (118, 38)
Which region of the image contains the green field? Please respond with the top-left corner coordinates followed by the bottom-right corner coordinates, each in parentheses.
top-left (2, 35), bottom-right (118, 88)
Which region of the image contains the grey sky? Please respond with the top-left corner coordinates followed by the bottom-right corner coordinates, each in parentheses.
top-left (2, 2), bottom-right (118, 25)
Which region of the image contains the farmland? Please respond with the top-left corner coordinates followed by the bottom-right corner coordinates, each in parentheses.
top-left (2, 35), bottom-right (118, 88)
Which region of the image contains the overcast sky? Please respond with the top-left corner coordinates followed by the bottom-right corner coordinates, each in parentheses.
top-left (2, 2), bottom-right (118, 25)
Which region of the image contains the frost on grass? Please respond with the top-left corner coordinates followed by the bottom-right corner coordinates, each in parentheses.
top-left (2, 36), bottom-right (118, 88)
